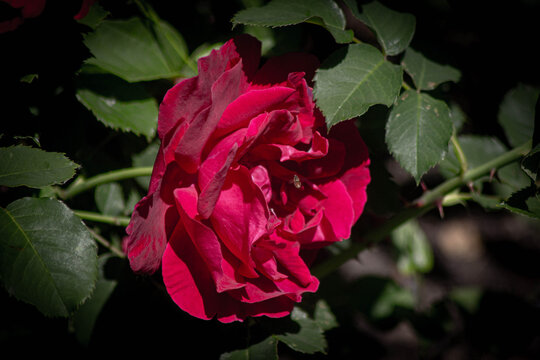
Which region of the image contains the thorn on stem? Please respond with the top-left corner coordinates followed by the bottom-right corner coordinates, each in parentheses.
top-left (437, 199), bottom-right (444, 218)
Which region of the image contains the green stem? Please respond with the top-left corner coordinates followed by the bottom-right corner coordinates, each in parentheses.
top-left (312, 140), bottom-right (531, 279)
top-left (87, 228), bottom-right (126, 258)
top-left (402, 81), bottom-right (412, 91)
top-left (74, 210), bottom-right (131, 227)
top-left (61, 167), bottom-right (153, 199)
top-left (451, 134), bottom-right (468, 175)
top-left (75, 210), bottom-right (131, 227)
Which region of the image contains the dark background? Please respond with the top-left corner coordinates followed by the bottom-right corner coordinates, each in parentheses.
top-left (1, 0), bottom-right (540, 358)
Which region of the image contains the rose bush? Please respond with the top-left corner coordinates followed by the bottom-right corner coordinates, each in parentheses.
top-left (124, 34), bottom-right (370, 322)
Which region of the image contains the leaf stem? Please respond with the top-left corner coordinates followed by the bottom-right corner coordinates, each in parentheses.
top-left (312, 140), bottom-right (531, 279)
top-left (87, 227), bottom-right (126, 258)
top-left (74, 210), bottom-right (131, 227)
top-left (451, 134), bottom-right (468, 175)
top-left (61, 167), bottom-right (153, 199)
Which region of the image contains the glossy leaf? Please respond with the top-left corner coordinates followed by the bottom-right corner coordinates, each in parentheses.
top-left (232, 0), bottom-right (353, 43)
top-left (401, 48), bottom-right (461, 91)
top-left (220, 337), bottom-right (279, 360)
top-left (498, 83), bottom-right (539, 147)
top-left (0, 198), bottom-right (98, 317)
top-left (76, 74), bottom-right (158, 140)
top-left (314, 43), bottom-right (402, 129)
top-left (353, 1), bottom-right (415, 56)
top-left (73, 254), bottom-right (117, 346)
top-left (392, 219), bottom-right (433, 275)
top-left (95, 182), bottom-right (125, 216)
top-left (385, 90), bottom-right (453, 183)
top-left (0, 145), bottom-right (79, 188)
top-left (84, 18), bottom-right (184, 82)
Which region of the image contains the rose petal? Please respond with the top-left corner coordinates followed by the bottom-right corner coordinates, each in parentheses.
top-left (174, 185), bottom-right (244, 292)
top-left (174, 60), bottom-right (248, 173)
top-left (210, 166), bottom-right (269, 278)
top-left (319, 179), bottom-right (355, 239)
top-left (212, 87), bottom-right (296, 140)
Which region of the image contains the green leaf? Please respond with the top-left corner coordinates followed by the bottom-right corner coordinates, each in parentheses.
top-left (371, 280), bottom-right (415, 319)
top-left (401, 48), bottom-right (461, 91)
top-left (76, 2), bottom-right (109, 29)
top-left (275, 306), bottom-right (327, 354)
top-left (84, 18), bottom-right (184, 82)
top-left (232, 0), bottom-right (353, 43)
top-left (313, 299), bottom-right (338, 331)
top-left (450, 287), bottom-right (483, 313)
top-left (95, 182), bottom-right (125, 216)
top-left (220, 336), bottom-right (279, 360)
top-left (73, 254), bottom-right (117, 346)
top-left (154, 20), bottom-right (190, 74)
top-left (499, 185), bottom-right (540, 219)
top-left (76, 74), bottom-right (158, 140)
top-left (353, 1), bottom-right (416, 56)
top-left (392, 219), bottom-right (433, 275)
top-left (385, 90), bottom-right (453, 183)
top-left (0, 198), bottom-right (98, 317)
top-left (314, 44), bottom-right (402, 129)
top-left (521, 143), bottom-right (540, 181)
top-left (0, 145), bottom-right (79, 188)
top-left (498, 83), bottom-right (540, 147)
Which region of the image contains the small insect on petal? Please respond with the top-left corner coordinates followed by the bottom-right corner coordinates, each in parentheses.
top-left (292, 174), bottom-right (302, 189)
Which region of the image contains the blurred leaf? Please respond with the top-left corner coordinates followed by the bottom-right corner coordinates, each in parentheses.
top-left (124, 188), bottom-right (141, 216)
top-left (314, 44), bottom-right (402, 129)
top-left (392, 219), bottom-right (433, 275)
top-left (521, 143), bottom-right (540, 181)
top-left (0, 145), bottom-right (79, 188)
top-left (352, 1), bottom-right (416, 55)
top-left (450, 287), bottom-right (483, 313)
top-left (449, 102), bottom-right (466, 133)
top-left (500, 184), bottom-right (540, 219)
top-left (439, 135), bottom-right (507, 179)
top-left (232, 0), bottom-right (353, 43)
top-left (20, 73), bottom-right (38, 83)
top-left (132, 142), bottom-right (159, 190)
top-left (0, 198), bottom-right (98, 317)
top-left (371, 280), bottom-right (415, 319)
top-left (76, 74), bottom-right (158, 140)
top-left (76, 2), bottom-right (109, 29)
top-left (498, 83), bottom-right (539, 147)
top-left (220, 336), bottom-right (278, 360)
top-left (95, 182), bottom-right (125, 216)
top-left (73, 254), bottom-right (117, 346)
top-left (498, 162), bottom-right (532, 191)
top-left (386, 90), bottom-right (453, 183)
top-left (84, 18), bottom-right (184, 82)
top-left (275, 306), bottom-right (328, 354)
top-left (401, 47), bottom-right (461, 91)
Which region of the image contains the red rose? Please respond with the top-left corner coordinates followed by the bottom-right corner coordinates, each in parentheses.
top-left (125, 34), bottom-right (370, 322)
top-left (0, 0), bottom-right (46, 33)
